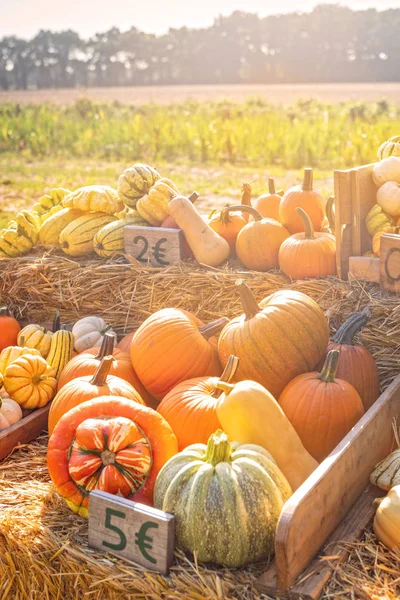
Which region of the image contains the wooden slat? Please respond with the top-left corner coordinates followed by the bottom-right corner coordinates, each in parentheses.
top-left (0, 403), bottom-right (51, 461)
top-left (333, 169), bottom-right (352, 278)
top-left (350, 164), bottom-right (376, 256)
top-left (348, 256), bottom-right (380, 283)
top-left (380, 232), bottom-right (400, 293)
top-left (257, 374), bottom-right (400, 592)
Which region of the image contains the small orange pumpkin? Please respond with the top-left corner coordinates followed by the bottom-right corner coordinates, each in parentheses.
top-left (253, 178), bottom-right (281, 221)
top-left (279, 169), bottom-right (326, 234)
top-left (4, 354), bottom-right (57, 409)
top-left (208, 206), bottom-right (247, 255)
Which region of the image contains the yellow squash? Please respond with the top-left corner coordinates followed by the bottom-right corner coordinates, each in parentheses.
top-left (62, 185), bottom-right (124, 215)
top-left (39, 208), bottom-right (85, 248)
top-left (136, 178), bottom-right (179, 225)
top-left (93, 213), bottom-right (148, 258)
top-left (4, 354), bottom-right (57, 409)
top-left (59, 212), bottom-right (117, 257)
top-left (46, 327), bottom-right (74, 379)
top-left (365, 204), bottom-right (394, 236)
top-left (117, 163), bottom-right (161, 207)
top-left (0, 341), bottom-right (40, 375)
top-left (16, 211), bottom-right (41, 245)
top-left (373, 486), bottom-right (400, 550)
top-left (0, 228), bottom-right (33, 257)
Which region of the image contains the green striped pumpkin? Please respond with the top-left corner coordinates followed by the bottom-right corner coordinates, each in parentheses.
top-left (154, 430), bottom-right (291, 567)
top-left (378, 136), bottom-right (400, 160)
top-left (117, 163), bottom-right (160, 208)
top-left (93, 213), bottom-right (149, 258)
top-left (59, 213), bottom-right (117, 257)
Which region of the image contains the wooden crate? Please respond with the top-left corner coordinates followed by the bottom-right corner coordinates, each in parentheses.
top-left (0, 403), bottom-right (51, 461)
top-left (334, 163), bottom-right (400, 291)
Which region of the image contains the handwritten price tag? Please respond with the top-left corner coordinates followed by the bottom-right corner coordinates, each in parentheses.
top-left (88, 490), bottom-right (175, 574)
top-left (124, 225), bottom-right (184, 267)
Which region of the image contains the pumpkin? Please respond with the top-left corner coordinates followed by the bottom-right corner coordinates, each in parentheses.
top-left (0, 306), bottom-right (20, 352)
top-left (208, 206), bottom-right (247, 255)
top-left (278, 207), bottom-right (336, 279)
top-left (0, 395), bottom-right (23, 430)
top-left (378, 136), bottom-right (400, 160)
top-left (218, 281), bottom-right (329, 399)
top-left (279, 350), bottom-right (364, 462)
top-left (136, 178), bottom-right (179, 226)
top-left (4, 354), bottom-right (57, 409)
top-left (373, 486), bottom-right (400, 550)
top-left (253, 177), bottom-right (281, 221)
top-left (117, 331), bottom-right (134, 353)
top-left (131, 309), bottom-right (227, 401)
top-left (317, 308), bottom-right (379, 411)
top-left (157, 355), bottom-right (238, 450)
top-left (365, 204), bottom-right (395, 236)
top-left (117, 163), bottom-right (161, 208)
top-left (48, 355), bottom-right (144, 435)
top-left (62, 185), bottom-right (124, 215)
top-left (228, 205), bottom-right (290, 271)
top-left (46, 326), bottom-right (74, 380)
top-left (377, 181), bottom-right (400, 217)
top-left (168, 196), bottom-right (230, 267)
top-left (72, 316), bottom-right (116, 353)
top-left (0, 338), bottom-right (41, 375)
top-left (372, 227), bottom-right (397, 257)
top-left (372, 156), bottom-right (400, 188)
top-left (154, 429), bottom-right (292, 567)
top-left (47, 396), bottom-right (178, 516)
top-left (17, 312), bottom-right (60, 358)
top-left (279, 169), bottom-right (325, 234)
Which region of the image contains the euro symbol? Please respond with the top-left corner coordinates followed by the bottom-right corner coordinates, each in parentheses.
top-left (153, 238), bottom-right (169, 266)
top-left (135, 521), bottom-right (159, 564)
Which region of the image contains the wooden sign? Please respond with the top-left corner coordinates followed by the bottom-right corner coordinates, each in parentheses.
top-left (124, 225), bottom-right (183, 267)
top-left (88, 490), bottom-right (175, 574)
top-left (380, 232), bottom-right (400, 293)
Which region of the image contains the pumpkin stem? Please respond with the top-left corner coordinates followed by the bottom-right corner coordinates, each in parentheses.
top-left (188, 191), bottom-right (199, 204)
top-left (236, 280), bottom-right (260, 319)
top-left (0, 306), bottom-right (11, 317)
top-left (101, 450), bottom-right (116, 466)
top-left (302, 168), bottom-right (313, 191)
top-left (95, 333), bottom-right (115, 360)
top-left (215, 381), bottom-right (235, 394)
top-left (90, 356), bottom-right (114, 386)
top-left (225, 205), bottom-right (263, 221)
top-left (205, 430), bottom-right (232, 465)
top-left (373, 497), bottom-right (384, 508)
top-left (268, 178), bottom-right (276, 195)
top-left (211, 356), bottom-right (239, 398)
top-left (296, 207), bottom-right (315, 239)
top-left (219, 205), bottom-right (234, 225)
top-left (241, 182), bottom-right (252, 207)
top-left (317, 350), bottom-right (340, 383)
top-left (52, 311), bottom-right (61, 333)
top-left (19, 336), bottom-right (25, 347)
top-left (326, 196), bottom-right (335, 234)
top-left (99, 324), bottom-right (113, 336)
top-left (332, 307), bottom-right (371, 345)
top-left (198, 317), bottom-right (229, 340)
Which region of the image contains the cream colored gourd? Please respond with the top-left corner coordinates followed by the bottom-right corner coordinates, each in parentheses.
top-left (0, 394), bottom-right (23, 430)
top-left (377, 181), bottom-right (400, 217)
top-left (216, 379), bottom-right (318, 490)
top-left (370, 449), bottom-right (400, 491)
top-left (373, 486), bottom-right (400, 550)
top-left (72, 316), bottom-right (116, 353)
top-left (168, 195), bottom-right (230, 267)
top-left (372, 157), bottom-right (400, 189)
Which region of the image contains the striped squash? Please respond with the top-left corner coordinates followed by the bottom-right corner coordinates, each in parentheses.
top-left (94, 214), bottom-right (148, 258)
top-left (137, 178), bottom-right (179, 226)
top-left (378, 137), bottom-right (400, 160)
top-left (47, 328), bottom-right (74, 379)
top-left (39, 208), bottom-right (85, 248)
top-left (117, 164), bottom-right (161, 208)
top-left (59, 213), bottom-right (117, 257)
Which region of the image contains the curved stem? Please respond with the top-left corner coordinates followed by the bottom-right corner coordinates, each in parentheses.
top-left (302, 168), bottom-right (313, 191)
top-left (332, 307), bottom-right (371, 345)
top-left (215, 381), bottom-right (235, 394)
top-left (296, 207), bottom-right (315, 239)
top-left (90, 355), bottom-right (114, 386)
top-left (52, 311), bottom-right (61, 333)
top-left (198, 317), bottom-right (229, 340)
top-left (326, 196), bottom-right (335, 234)
top-left (205, 430), bottom-right (231, 465)
top-left (99, 324), bottom-right (113, 336)
top-left (236, 280), bottom-right (260, 319)
top-left (211, 355), bottom-right (239, 398)
top-left (317, 350), bottom-right (340, 383)
top-left (225, 205), bottom-right (263, 221)
top-left (241, 183), bottom-right (252, 207)
top-left (268, 178), bottom-right (276, 195)
top-left (95, 333), bottom-right (115, 360)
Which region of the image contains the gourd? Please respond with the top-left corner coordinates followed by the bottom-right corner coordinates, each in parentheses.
top-left (218, 281), bottom-right (329, 399)
top-left (279, 169), bottom-right (326, 234)
top-left (279, 350), bottom-right (365, 462)
top-left (168, 195), bottom-right (230, 267)
top-left (0, 337), bottom-right (41, 375)
top-left (372, 227), bottom-right (397, 257)
top-left (117, 163), bottom-right (161, 208)
top-left (62, 185), bottom-right (124, 214)
top-left (228, 205), bottom-right (290, 271)
top-left (32, 188), bottom-right (70, 219)
top-left (377, 181), bottom-right (400, 217)
top-left (136, 178), bottom-right (179, 226)
top-left (46, 326), bottom-right (74, 379)
top-left (0, 306), bottom-right (20, 352)
top-left (4, 354), bottom-right (57, 409)
top-left (0, 394), bottom-right (23, 430)
top-left (372, 156), bottom-right (400, 188)
top-left (278, 207), bottom-right (336, 279)
top-left (370, 442), bottom-right (400, 492)
top-left (17, 312), bottom-right (60, 358)
top-left (130, 308), bottom-right (228, 401)
top-left (318, 307), bottom-right (379, 411)
top-left (373, 486), bottom-right (400, 550)
top-left (39, 208), bottom-right (85, 248)
top-left (154, 430), bottom-right (292, 567)
top-left (48, 355), bottom-right (144, 435)
top-left (253, 178), bottom-right (281, 221)
top-left (365, 204), bottom-right (395, 236)
top-left (15, 210), bottom-right (42, 245)
top-left (47, 396), bottom-right (178, 516)
top-left (157, 355), bottom-right (239, 450)
top-left (161, 192), bottom-right (199, 229)
top-left (208, 206), bottom-right (247, 255)
top-left (72, 316), bottom-right (116, 353)
top-left (0, 226), bottom-right (34, 257)
top-left (378, 136), bottom-right (400, 160)
top-left (59, 212), bottom-right (117, 257)
top-left (93, 213), bottom-right (149, 258)
top-left (216, 380), bottom-right (318, 491)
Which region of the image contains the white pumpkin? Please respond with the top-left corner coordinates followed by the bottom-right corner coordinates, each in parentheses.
top-left (72, 316), bottom-right (116, 353)
top-left (0, 395), bottom-right (23, 430)
top-left (377, 181), bottom-right (400, 217)
top-left (372, 157), bottom-right (400, 189)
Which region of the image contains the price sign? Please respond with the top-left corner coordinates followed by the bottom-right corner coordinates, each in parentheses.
top-left (124, 225), bottom-right (184, 267)
top-left (88, 490), bottom-right (175, 574)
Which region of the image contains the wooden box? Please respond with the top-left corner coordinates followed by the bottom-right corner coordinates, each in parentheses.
top-left (0, 403), bottom-right (51, 461)
top-left (334, 163), bottom-right (400, 291)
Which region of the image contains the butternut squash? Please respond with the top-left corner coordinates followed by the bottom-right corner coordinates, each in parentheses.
top-left (216, 379), bottom-right (319, 491)
top-left (168, 195), bottom-right (230, 267)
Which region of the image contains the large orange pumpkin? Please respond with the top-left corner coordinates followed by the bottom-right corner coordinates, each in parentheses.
top-left (208, 207), bottom-right (247, 255)
top-left (253, 178), bottom-right (281, 221)
top-left (48, 355), bottom-right (144, 435)
top-left (157, 355), bottom-right (238, 450)
top-left (0, 307), bottom-right (21, 353)
top-left (279, 350), bottom-right (365, 462)
top-left (218, 281), bottom-right (329, 399)
top-left (279, 169), bottom-right (325, 234)
top-left (317, 308), bottom-right (380, 411)
top-left (130, 309), bottom-right (227, 401)
top-left (47, 396), bottom-right (178, 515)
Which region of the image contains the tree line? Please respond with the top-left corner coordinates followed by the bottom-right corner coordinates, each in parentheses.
top-left (1, 4), bottom-right (400, 90)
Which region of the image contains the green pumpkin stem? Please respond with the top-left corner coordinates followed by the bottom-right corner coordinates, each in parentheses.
top-left (302, 168), bottom-right (313, 191)
top-left (212, 356), bottom-right (239, 398)
top-left (236, 280), bottom-right (260, 319)
top-left (332, 307), bottom-right (371, 345)
top-left (95, 333), bottom-right (115, 360)
top-left (225, 205), bottom-right (262, 221)
top-left (296, 207), bottom-right (315, 239)
top-left (326, 196), bottom-right (335, 233)
top-left (90, 356), bottom-right (114, 386)
top-left (205, 430), bottom-right (232, 465)
top-left (99, 324), bottom-right (113, 336)
top-left (268, 178), bottom-right (276, 195)
top-left (52, 311), bottom-right (61, 333)
top-left (318, 350), bottom-right (340, 383)
top-left (198, 317), bottom-right (229, 340)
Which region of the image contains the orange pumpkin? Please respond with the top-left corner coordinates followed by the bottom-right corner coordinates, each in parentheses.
top-left (253, 178), bottom-right (281, 221)
top-left (208, 206), bottom-right (247, 255)
top-left (4, 354), bottom-right (57, 409)
top-left (48, 355), bottom-right (144, 435)
top-left (157, 355), bottom-right (238, 450)
top-left (130, 309), bottom-right (227, 401)
top-left (279, 350), bottom-right (365, 462)
top-left (229, 205), bottom-right (290, 271)
top-left (117, 331), bottom-right (134, 353)
top-left (0, 307), bottom-right (21, 353)
top-left (279, 169), bottom-right (325, 234)
top-left (278, 207), bottom-right (336, 279)
top-left (47, 396), bottom-right (178, 515)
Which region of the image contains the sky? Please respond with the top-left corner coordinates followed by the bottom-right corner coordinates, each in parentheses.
top-left (1, 0), bottom-right (399, 39)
